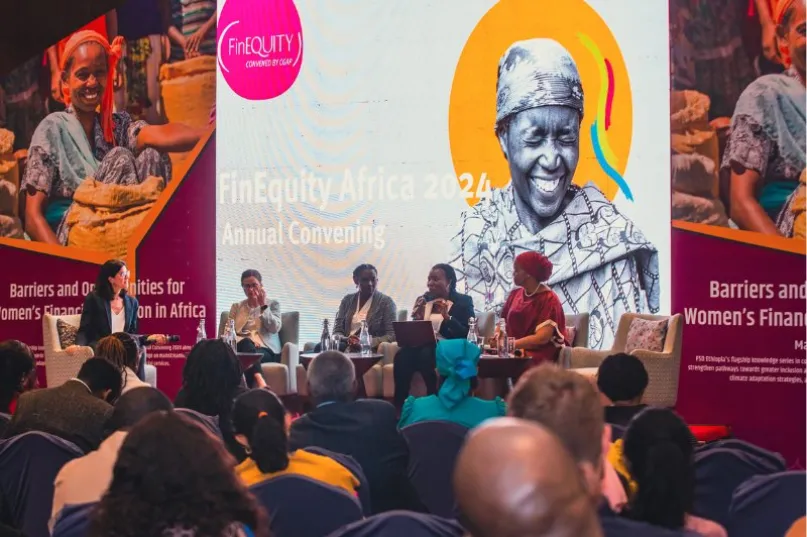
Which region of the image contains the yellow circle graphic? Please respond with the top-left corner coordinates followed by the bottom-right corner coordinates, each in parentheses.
top-left (449, 0), bottom-right (633, 206)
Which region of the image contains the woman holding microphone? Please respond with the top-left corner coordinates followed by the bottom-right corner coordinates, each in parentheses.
top-left (68, 259), bottom-right (166, 379)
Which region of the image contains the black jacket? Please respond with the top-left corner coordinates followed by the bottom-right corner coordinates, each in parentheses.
top-left (414, 291), bottom-right (474, 340)
top-left (289, 399), bottom-right (423, 514)
top-left (76, 291), bottom-right (139, 347)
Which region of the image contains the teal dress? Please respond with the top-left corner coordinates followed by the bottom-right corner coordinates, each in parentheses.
top-left (398, 394), bottom-right (506, 430)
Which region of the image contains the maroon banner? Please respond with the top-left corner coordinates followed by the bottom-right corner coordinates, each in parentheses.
top-left (673, 227), bottom-right (806, 465)
top-left (0, 135), bottom-right (216, 399)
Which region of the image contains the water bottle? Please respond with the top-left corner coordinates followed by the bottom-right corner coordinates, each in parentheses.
top-left (497, 318), bottom-right (508, 357)
top-left (359, 320), bottom-right (372, 357)
top-left (228, 319), bottom-right (237, 352)
top-left (320, 319), bottom-right (332, 351)
top-left (466, 317), bottom-right (478, 347)
top-left (196, 318), bottom-right (206, 344)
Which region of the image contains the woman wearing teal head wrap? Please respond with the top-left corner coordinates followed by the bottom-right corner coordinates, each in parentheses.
top-left (398, 339), bottom-right (505, 430)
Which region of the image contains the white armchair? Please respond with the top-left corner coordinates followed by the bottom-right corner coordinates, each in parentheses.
top-left (568, 313), bottom-right (683, 407)
top-left (42, 313), bottom-right (157, 389)
top-left (43, 314), bottom-right (93, 388)
top-left (219, 311), bottom-right (300, 395)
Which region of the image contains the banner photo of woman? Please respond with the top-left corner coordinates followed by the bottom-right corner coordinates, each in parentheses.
top-left (215, 0), bottom-right (671, 345)
top-left (0, 0), bottom-right (216, 260)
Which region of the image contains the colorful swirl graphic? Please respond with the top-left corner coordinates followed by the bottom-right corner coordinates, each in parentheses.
top-left (578, 32), bottom-right (633, 201)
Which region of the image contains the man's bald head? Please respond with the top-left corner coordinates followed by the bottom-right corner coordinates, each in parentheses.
top-left (454, 418), bottom-right (602, 537)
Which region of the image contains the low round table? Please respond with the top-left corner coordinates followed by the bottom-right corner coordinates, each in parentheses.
top-left (478, 354), bottom-right (532, 380)
top-left (300, 352), bottom-right (383, 398)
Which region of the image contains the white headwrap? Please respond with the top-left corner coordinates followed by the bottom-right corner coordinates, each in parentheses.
top-left (495, 38), bottom-right (584, 129)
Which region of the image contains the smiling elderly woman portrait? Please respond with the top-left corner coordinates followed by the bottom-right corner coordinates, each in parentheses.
top-left (451, 38), bottom-right (659, 350)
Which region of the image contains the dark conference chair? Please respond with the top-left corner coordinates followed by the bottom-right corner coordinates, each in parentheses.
top-left (0, 432), bottom-right (83, 537)
top-left (303, 446), bottom-right (372, 515)
top-left (692, 447), bottom-right (779, 527)
top-left (51, 502), bottom-right (95, 537)
top-left (174, 408), bottom-right (222, 438)
top-left (727, 471), bottom-right (806, 537)
top-left (250, 474), bottom-right (363, 537)
top-left (325, 510), bottom-right (464, 537)
top-left (401, 421), bottom-right (469, 518)
top-left (695, 439), bottom-right (785, 474)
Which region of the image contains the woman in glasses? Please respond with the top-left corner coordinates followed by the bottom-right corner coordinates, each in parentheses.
top-left (227, 269), bottom-right (282, 387)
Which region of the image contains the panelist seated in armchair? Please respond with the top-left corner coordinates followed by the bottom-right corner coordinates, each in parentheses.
top-left (393, 264), bottom-right (474, 408)
top-left (228, 269), bottom-right (282, 387)
top-left (496, 251), bottom-right (566, 366)
top-left (69, 259), bottom-right (167, 380)
top-left (327, 264), bottom-right (397, 352)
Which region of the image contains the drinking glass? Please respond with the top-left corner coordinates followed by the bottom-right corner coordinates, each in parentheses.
top-left (507, 337), bottom-right (516, 356)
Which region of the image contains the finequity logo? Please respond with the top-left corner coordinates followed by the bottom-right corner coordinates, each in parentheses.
top-left (217, 0), bottom-right (303, 101)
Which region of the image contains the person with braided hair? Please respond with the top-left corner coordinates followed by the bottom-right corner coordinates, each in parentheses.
top-left (22, 30), bottom-right (204, 245)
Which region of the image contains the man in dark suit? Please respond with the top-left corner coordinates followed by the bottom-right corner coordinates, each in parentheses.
top-left (289, 351), bottom-right (423, 514)
top-left (3, 358), bottom-right (122, 452)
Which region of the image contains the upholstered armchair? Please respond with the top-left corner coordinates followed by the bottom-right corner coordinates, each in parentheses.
top-left (218, 311), bottom-right (300, 395)
top-left (558, 312), bottom-right (591, 367)
top-left (43, 314), bottom-right (94, 388)
top-left (43, 313), bottom-right (158, 388)
top-left (568, 313), bottom-right (683, 407)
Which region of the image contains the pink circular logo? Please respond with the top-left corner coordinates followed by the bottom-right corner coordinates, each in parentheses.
top-left (217, 0), bottom-right (303, 101)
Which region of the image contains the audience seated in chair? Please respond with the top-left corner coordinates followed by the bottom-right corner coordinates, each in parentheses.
top-left (597, 353), bottom-right (648, 428)
top-left (3, 358), bottom-right (122, 452)
top-left (50, 387), bottom-right (172, 531)
top-left (508, 365), bottom-right (699, 535)
top-left (289, 351), bottom-right (423, 514)
top-left (96, 335), bottom-right (149, 394)
top-left (619, 408), bottom-right (727, 537)
top-left (174, 339), bottom-right (251, 462)
top-left (87, 412), bottom-right (270, 537)
top-left (508, 365), bottom-right (628, 515)
top-left (0, 340), bottom-right (37, 419)
top-left (399, 339), bottom-right (505, 430)
top-left (231, 388), bottom-right (359, 494)
top-left (454, 418), bottom-right (603, 537)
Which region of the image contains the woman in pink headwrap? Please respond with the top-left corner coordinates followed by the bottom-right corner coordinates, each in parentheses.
top-left (498, 251), bottom-right (566, 365)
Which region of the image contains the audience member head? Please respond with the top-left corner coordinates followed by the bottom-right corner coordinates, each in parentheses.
top-left (454, 418), bottom-right (602, 537)
top-left (232, 389), bottom-right (291, 473)
top-left (90, 412), bottom-right (269, 537)
top-left (0, 340), bottom-right (36, 413)
top-left (507, 364), bottom-right (608, 501)
top-left (622, 407), bottom-right (696, 530)
top-left (596, 353), bottom-right (648, 406)
top-left (513, 251), bottom-right (554, 287)
top-left (435, 339), bottom-right (481, 408)
top-left (96, 335), bottom-right (128, 372)
top-left (352, 263), bottom-right (378, 298)
top-left (307, 351), bottom-right (356, 406)
top-left (428, 263), bottom-right (457, 298)
top-left (181, 339), bottom-right (243, 416)
top-left (111, 332), bottom-right (141, 372)
top-left (106, 387), bottom-right (172, 432)
top-left (78, 358), bottom-right (123, 404)
top-left (95, 259), bottom-right (129, 300)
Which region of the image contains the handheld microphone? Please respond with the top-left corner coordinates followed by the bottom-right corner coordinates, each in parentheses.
top-left (135, 334), bottom-right (180, 346)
